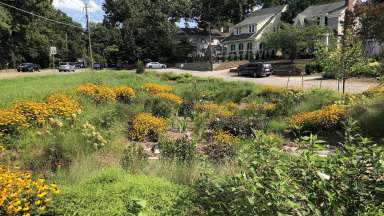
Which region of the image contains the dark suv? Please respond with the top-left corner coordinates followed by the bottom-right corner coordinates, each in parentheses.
top-left (16, 63), bottom-right (41, 72)
top-left (237, 62), bottom-right (273, 77)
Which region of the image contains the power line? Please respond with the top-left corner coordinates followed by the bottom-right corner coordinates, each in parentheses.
top-left (0, 1), bottom-right (83, 29)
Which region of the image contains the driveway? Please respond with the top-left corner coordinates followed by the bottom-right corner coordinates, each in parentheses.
top-left (152, 68), bottom-right (379, 94)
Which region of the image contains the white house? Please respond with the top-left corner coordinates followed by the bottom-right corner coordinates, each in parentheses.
top-left (222, 5), bottom-right (288, 59)
top-left (293, 0), bottom-right (356, 37)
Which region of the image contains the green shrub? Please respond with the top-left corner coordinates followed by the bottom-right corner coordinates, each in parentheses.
top-left (120, 143), bottom-right (148, 172)
top-left (205, 131), bottom-right (238, 162)
top-left (158, 137), bottom-right (195, 163)
top-left (136, 60), bottom-right (145, 74)
top-left (305, 62), bottom-right (322, 75)
top-left (50, 168), bottom-right (195, 215)
top-left (194, 128), bottom-right (384, 215)
top-left (228, 55), bottom-right (233, 61)
top-left (208, 116), bottom-right (264, 138)
top-left (144, 97), bottom-right (174, 118)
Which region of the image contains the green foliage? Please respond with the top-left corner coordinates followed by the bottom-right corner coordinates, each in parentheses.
top-left (195, 128), bottom-right (384, 215)
top-left (305, 62), bottom-right (323, 75)
top-left (136, 60), bottom-right (145, 74)
top-left (50, 168), bottom-right (195, 216)
top-left (264, 24), bottom-right (327, 62)
top-left (159, 137), bottom-right (196, 163)
top-left (120, 143), bottom-right (148, 172)
top-left (209, 116), bottom-right (264, 138)
top-left (144, 97), bottom-right (175, 118)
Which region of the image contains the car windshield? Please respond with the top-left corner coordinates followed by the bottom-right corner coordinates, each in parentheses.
top-left (263, 64), bottom-right (272, 69)
top-left (60, 63), bottom-right (69, 66)
top-left (21, 63), bottom-right (32, 66)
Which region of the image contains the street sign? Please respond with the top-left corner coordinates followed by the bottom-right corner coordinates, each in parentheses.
top-left (50, 47), bottom-right (57, 56)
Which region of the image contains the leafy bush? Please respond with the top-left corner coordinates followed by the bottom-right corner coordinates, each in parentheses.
top-left (178, 101), bottom-right (194, 118)
top-left (76, 83), bottom-right (116, 104)
top-left (80, 122), bottom-right (108, 150)
top-left (136, 60), bottom-right (145, 74)
top-left (209, 116), bottom-right (264, 138)
top-left (159, 137), bottom-right (195, 163)
top-left (205, 131), bottom-right (238, 162)
top-left (0, 166), bottom-right (59, 215)
top-left (128, 113), bottom-right (167, 142)
top-left (305, 62), bottom-right (322, 75)
top-left (0, 109), bottom-right (28, 138)
top-left (113, 86), bottom-right (136, 103)
top-left (144, 97), bottom-right (175, 118)
top-left (195, 128), bottom-right (384, 215)
top-left (12, 101), bottom-right (51, 125)
top-left (120, 142), bottom-right (148, 172)
top-left (46, 93), bottom-right (81, 119)
top-left (50, 169), bottom-right (195, 216)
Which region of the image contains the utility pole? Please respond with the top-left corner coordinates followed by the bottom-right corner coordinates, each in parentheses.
top-left (84, 4), bottom-right (94, 70)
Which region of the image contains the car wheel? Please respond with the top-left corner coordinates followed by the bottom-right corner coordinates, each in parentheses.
top-left (253, 72), bottom-right (258, 78)
top-left (162, 65), bottom-right (166, 69)
top-left (149, 66), bottom-right (152, 69)
top-left (266, 74), bottom-right (271, 77)
top-left (31, 69), bottom-right (34, 73)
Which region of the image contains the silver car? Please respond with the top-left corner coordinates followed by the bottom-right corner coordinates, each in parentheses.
top-left (145, 62), bottom-right (167, 69)
top-left (59, 62), bottom-right (75, 72)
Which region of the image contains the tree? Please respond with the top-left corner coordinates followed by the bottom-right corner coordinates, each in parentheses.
top-left (354, 1), bottom-right (384, 43)
top-left (316, 31), bottom-right (366, 93)
top-left (103, 0), bottom-right (193, 63)
top-left (264, 24), bottom-right (327, 63)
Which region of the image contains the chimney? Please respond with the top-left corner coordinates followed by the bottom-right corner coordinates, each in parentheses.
top-left (345, 0), bottom-right (353, 11)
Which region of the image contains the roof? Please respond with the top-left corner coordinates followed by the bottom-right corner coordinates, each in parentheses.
top-left (297, 1), bottom-right (346, 17)
top-left (178, 28), bottom-right (228, 37)
top-left (234, 5), bottom-right (287, 28)
top-left (223, 5), bottom-right (287, 43)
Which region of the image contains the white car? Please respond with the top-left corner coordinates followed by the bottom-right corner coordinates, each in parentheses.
top-left (59, 62), bottom-right (75, 72)
top-left (146, 62), bottom-right (167, 69)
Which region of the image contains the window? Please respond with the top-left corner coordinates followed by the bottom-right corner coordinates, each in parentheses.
top-left (247, 42), bottom-right (253, 51)
top-left (324, 17), bottom-right (328, 26)
top-left (238, 43), bottom-right (244, 51)
top-left (317, 17), bottom-right (320, 25)
top-left (236, 27), bottom-right (242, 35)
top-left (249, 25), bottom-right (256, 33)
top-left (259, 43), bottom-right (263, 50)
top-left (231, 44), bottom-right (236, 51)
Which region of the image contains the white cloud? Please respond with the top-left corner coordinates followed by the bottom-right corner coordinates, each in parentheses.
top-left (53, 0), bottom-right (101, 13)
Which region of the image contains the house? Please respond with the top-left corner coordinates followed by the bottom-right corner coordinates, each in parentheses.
top-left (222, 5), bottom-right (288, 59)
top-left (293, 0), bottom-right (356, 38)
top-left (294, 0), bottom-right (382, 57)
top-left (177, 28), bottom-right (229, 59)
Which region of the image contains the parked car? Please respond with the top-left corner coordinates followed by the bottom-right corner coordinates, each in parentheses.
top-left (93, 63), bottom-right (103, 70)
top-left (237, 62), bottom-right (273, 77)
top-left (58, 62), bottom-right (75, 72)
top-left (146, 62), bottom-right (167, 69)
top-left (16, 63), bottom-right (40, 72)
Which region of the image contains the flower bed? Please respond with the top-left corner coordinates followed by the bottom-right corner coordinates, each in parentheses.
top-left (76, 83), bottom-right (116, 103)
top-left (0, 166), bottom-right (59, 215)
top-left (140, 83), bottom-right (172, 94)
top-left (289, 104), bottom-right (348, 130)
top-left (113, 87), bottom-right (136, 103)
top-left (154, 93), bottom-right (182, 105)
top-left (129, 113), bottom-right (167, 141)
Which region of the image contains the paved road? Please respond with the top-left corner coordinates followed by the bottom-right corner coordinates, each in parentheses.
top-left (152, 68), bottom-right (379, 94)
top-left (0, 68), bottom-right (379, 94)
top-left (0, 69), bottom-right (88, 80)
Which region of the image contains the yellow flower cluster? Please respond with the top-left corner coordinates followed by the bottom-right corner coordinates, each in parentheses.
top-left (0, 110), bottom-right (28, 137)
top-left (12, 102), bottom-right (51, 125)
top-left (129, 113), bottom-right (166, 141)
top-left (259, 102), bottom-right (277, 112)
top-left (260, 85), bottom-right (286, 95)
top-left (365, 85), bottom-right (384, 96)
top-left (113, 86), bottom-right (136, 103)
top-left (0, 145), bottom-right (5, 154)
top-left (225, 102), bottom-right (238, 111)
top-left (289, 104), bottom-right (347, 129)
top-left (46, 94), bottom-right (81, 118)
top-left (76, 83), bottom-right (116, 103)
top-left (212, 131), bottom-right (238, 145)
top-left (194, 102), bottom-right (233, 119)
top-left (0, 94), bottom-right (80, 138)
top-left (140, 83), bottom-right (172, 94)
top-left (0, 166), bottom-right (59, 215)
top-left (154, 93), bottom-right (183, 105)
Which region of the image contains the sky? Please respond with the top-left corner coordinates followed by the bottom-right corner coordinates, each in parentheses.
top-left (52, 0), bottom-right (196, 28)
